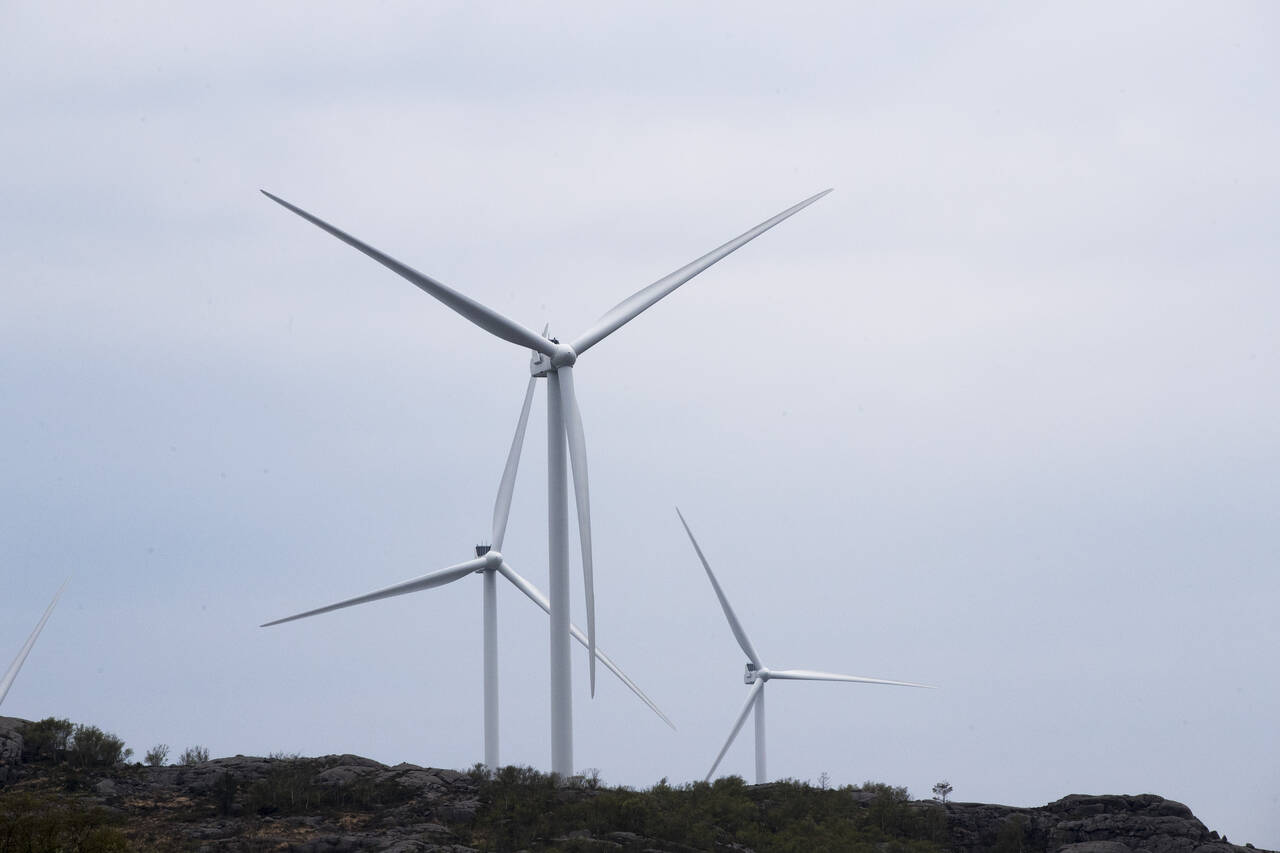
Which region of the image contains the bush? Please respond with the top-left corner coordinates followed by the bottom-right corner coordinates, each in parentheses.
top-left (22, 717), bottom-right (75, 763)
top-left (0, 789), bottom-right (129, 852)
top-left (144, 743), bottom-right (169, 766)
top-left (178, 745), bottom-right (210, 765)
top-left (66, 724), bottom-right (131, 768)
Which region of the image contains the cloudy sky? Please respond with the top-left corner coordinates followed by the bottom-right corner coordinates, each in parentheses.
top-left (3, 1), bottom-right (1277, 847)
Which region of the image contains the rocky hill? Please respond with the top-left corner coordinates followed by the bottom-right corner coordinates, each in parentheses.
top-left (0, 716), bottom-right (1270, 852)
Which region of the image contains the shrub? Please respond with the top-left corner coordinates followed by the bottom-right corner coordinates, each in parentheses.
top-left (145, 743), bottom-right (169, 766)
top-left (22, 717), bottom-right (74, 762)
top-left (66, 724), bottom-right (131, 768)
top-left (178, 745), bottom-right (210, 765)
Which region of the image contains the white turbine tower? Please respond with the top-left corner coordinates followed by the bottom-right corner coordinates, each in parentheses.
top-left (1, 580), bottom-right (68, 708)
top-left (677, 510), bottom-right (931, 784)
top-left (263, 188), bottom-right (830, 775)
top-left (263, 364), bottom-right (674, 770)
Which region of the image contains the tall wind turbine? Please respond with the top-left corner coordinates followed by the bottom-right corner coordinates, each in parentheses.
top-left (263, 188), bottom-right (830, 775)
top-left (263, 364), bottom-right (673, 770)
top-left (1, 580), bottom-right (68, 708)
top-left (677, 510), bottom-right (931, 784)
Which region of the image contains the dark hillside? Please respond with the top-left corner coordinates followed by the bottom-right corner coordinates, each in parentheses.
top-left (0, 717), bottom-right (1269, 853)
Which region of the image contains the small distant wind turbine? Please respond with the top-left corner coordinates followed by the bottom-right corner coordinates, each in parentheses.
top-left (263, 187), bottom-right (830, 774)
top-left (1, 580), bottom-right (68, 708)
top-left (263, 366), bottom-right (673, 770)
top-left (676, 510), bottom-right (931, 784)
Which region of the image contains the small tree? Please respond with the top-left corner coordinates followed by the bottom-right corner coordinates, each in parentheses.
top-left (67, 724), bottom-right (131, 767)
top-left (145, 744), bottom-right (170, 766)
top-left (178, 745), bottom-right (210, 765)
top-left (932, 780), bottom-right (953, 804)
top-left (22, 717), bottom-right (74, 762)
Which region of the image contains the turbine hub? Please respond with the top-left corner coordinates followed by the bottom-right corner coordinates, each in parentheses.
top-left (550, 344), bottom-right (577, 369)
top-left (474, 547), bottom-right (503, 571)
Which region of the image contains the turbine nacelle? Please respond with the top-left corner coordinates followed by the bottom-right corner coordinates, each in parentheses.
top-left (744, 663), bottom-right (773, 684)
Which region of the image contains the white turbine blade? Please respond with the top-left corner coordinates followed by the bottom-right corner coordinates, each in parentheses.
top-left (0, 579), bottom-right (68, 707)
top-left (705, 679), bottom-right (764, 782)
top-left (497, 561), bottom-right (676, 730)
top-left (261, 557), bottom-right (487, 627)
top-left (557, 364), bottom-right (596, 696)
top-left (261, 191), bottom-right (556, 358)
top-left (676, 508), bottom-right (762, 668)
top-left (571, 189), bottom-right (833, 355)
top-left (766, 669), bottom-right (934, 689)
top-left (491, 375), bottom-right (538, 551)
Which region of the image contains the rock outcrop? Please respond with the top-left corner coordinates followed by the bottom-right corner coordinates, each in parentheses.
top-left (941, 793), bottom-right (1259, 853)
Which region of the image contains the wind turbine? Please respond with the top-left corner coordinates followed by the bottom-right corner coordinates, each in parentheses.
top-left (263, 187), bottom-right (830, 775)
top-left (1, 580), bottom-right (68, 708)
top-left (263, 364), bottom-right (673, 770)
top-left (676, 509), bottom-right (931, 784)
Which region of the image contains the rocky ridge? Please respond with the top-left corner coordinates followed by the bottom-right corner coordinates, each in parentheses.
top-left (0, 716), bottom-right (1271, 852)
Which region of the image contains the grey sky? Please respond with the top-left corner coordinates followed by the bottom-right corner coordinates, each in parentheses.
top-left (3, 1), bottom-right (1277, 847)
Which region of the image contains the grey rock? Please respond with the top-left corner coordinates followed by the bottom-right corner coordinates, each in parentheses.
top-left (315, 764), bottom-right (380, 785)
top-left (0, 717), bottom-right (25, 764)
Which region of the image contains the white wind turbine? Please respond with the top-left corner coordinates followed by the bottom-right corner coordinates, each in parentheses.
top-left (677, 510), bottom-right (931, 784)
top-left (1, 580), bottom-right (68, 708)
top-left (263, 188), bottom-right (830, 775)
top-left (262, 363), bottom-right (674, 769)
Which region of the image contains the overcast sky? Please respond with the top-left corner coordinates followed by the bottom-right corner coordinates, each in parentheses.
top-left (2, 1), bottom-right (1278, 848)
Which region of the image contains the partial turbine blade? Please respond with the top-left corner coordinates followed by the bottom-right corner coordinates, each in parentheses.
top-left (261, 191), bottom-right (556, 358)
top-left (571, 189), bottom-right (833, 355)
top-left (491, 375), bottom-right (538, 551)
top-left (261, 557), bottom-right (487, 627)
top-left (705, 679), bottom-right (764, 782)
top-left (557, 364), bottom-right (596, 696)
top-left (766, 669), bottom-right (933, 689)
top-left (676, 508), bottom-right (762, 668)
top-left (497, 561), bottom-right (675, 730)
top-left (0, 579), bottom-right (68, 707)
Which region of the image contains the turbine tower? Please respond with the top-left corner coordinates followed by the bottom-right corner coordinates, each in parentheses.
top-left (677, 509), bottom-right (931, 784)
top-left (1, 580), bottom-right (68, 708)
top-left (263, 188), bottom-right (830, 775)
top-left (263, 363), bottom-right (674, 769)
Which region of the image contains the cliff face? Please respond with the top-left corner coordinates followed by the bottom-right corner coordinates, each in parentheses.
top-left (940, 794), bottom-right (1259, 853)
top-left (0, 717), bottom-right (1271, 853)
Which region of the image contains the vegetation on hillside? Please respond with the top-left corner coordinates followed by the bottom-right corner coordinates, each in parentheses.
top-left (459, 765), bottom-right (946, 852)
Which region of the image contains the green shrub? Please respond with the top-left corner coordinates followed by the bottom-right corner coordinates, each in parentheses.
top-left (21, 717), bottom-right (74, 763)
top-left (177, 745), bottom-right (209, 765)
top-left (66, 725), bottom-right (131, 768)
top-left (144, 744), bottom-right (169, 766)
top-left (0, 789), bottom-right (129, 852)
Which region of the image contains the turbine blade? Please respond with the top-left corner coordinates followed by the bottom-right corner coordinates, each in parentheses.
top-left (705, 679), bottom-right (764, 782)
top-left (558, 364), bottom-right (596, 696)
top-left (571, 189), bottom-right (833, 355)
top-left (0, 579), bottom-right (68, 707)
top-left (492, 375), bottom-right (538, 551)
top-left (676, 508), bottom-right (762, 668)
top-left (497, 561), bottom-right (675, 730)
top-left (766, 669), bottom-right (933, 688)
top-left (261, 191), bottom-right (555, 357)
top-left (261, 557), bottom-right (486, 627)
